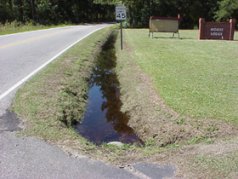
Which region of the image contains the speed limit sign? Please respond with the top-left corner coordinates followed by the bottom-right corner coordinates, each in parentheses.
top-left (116, 5), bottom-right (126, 50)
top-left (115, 5), bottom-right (126, 21)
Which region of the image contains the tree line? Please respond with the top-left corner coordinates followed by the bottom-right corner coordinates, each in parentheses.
top-left (0, 0), bottom-right (237, 28)
top-left (0, 0), bottom-right (115, 24)
top-left (113, 0), bottom-right (238, 28)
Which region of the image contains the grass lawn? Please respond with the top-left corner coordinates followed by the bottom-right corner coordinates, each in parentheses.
top-left (12, 27), bottom-right (165, 164)
top-left (115, 29), bottom-right (238, 178)
top-left (0, 22), bottom-right (68, 35)
top-left (11, 27), bottom-right (238, 177)
top-left (122, 29), bottom-right (238, 123)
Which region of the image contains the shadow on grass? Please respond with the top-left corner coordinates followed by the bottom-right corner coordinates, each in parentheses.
top-left (150, 36), bottom-right (194, 40)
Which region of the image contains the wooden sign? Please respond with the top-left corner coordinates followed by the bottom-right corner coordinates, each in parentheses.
top-left (199, 18), bottom-right (236, 40)
top-left (149, 15), bottom-right (180, 38)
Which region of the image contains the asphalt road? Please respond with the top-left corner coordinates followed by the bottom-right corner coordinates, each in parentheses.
top-left (0, 25), bottom-right (176, 179)
top-left (0, 25), bottom-right (138, 179)
top-left (0, 25), bottom-right (107, 107)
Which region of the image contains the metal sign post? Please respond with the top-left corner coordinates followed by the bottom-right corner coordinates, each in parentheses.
top-left (116, 5), bottom-right (126, 50)
top-left (120, 21), bottom-right (123, 50)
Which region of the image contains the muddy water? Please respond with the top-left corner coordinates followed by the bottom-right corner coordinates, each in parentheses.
top-left (75, 33), bottom-right (142, 145)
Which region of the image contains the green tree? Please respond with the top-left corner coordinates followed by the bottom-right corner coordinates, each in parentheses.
top-left (0, 0), bottom-right (11, 22)
top-left (215, 0), bottom-right (238, 21)
top-left (0, 0), bottom-right (228, 28)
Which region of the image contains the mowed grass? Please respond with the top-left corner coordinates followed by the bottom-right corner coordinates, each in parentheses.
top-left (124, 29), bottom-right (238, 123)
top-left (11, 27), bottom-right (167, 163)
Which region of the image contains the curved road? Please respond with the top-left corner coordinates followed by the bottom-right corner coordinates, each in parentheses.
top-left (0, 25), bottom-right (138, 179)
top-left (0, 25), bottom-right (107, 111)
top-left (0, 25), bottom-right (176, 179)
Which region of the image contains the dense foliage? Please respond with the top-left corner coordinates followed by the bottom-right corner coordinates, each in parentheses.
top-left (0, 0), bottom-right (238, 28)
top-left (0, 0), bottom-right (114, 24)
top-left (119, 0), bottom-right (238, 28)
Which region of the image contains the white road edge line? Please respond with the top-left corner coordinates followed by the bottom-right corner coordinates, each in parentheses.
top-left (0, 25), bottom-right (106, 101)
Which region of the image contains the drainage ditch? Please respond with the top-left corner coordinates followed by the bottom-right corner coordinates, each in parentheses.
top-left (74, 32), bottom-right (142, 145)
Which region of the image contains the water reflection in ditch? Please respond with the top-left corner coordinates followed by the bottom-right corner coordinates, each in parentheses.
top-left (74, 33), bottom-right (142, 145)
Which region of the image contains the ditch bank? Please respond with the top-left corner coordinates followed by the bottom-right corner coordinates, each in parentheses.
top-left (73, 32), bottom-right (142, 145)
top-left (10, 28), bottom-right (238, 177)
top-left (115, 32), bottom-right (238, 147)
top-left (12, 27), bottom-right (118, 143)
top-left (60, 27), bottom-right (237, 148)
top-left (12, 26), bottom-right (238, 167)
top-left (12, 27), bottom-right (147, 164)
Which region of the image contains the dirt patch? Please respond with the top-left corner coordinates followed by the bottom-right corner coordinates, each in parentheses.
top-left (117, 40), bottom-right (238, 147)
top-left (164, 137), bottom-right (238, 178)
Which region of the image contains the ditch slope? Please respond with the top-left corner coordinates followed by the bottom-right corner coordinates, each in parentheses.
top-left (12, 27), bottom-right (238, 178)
